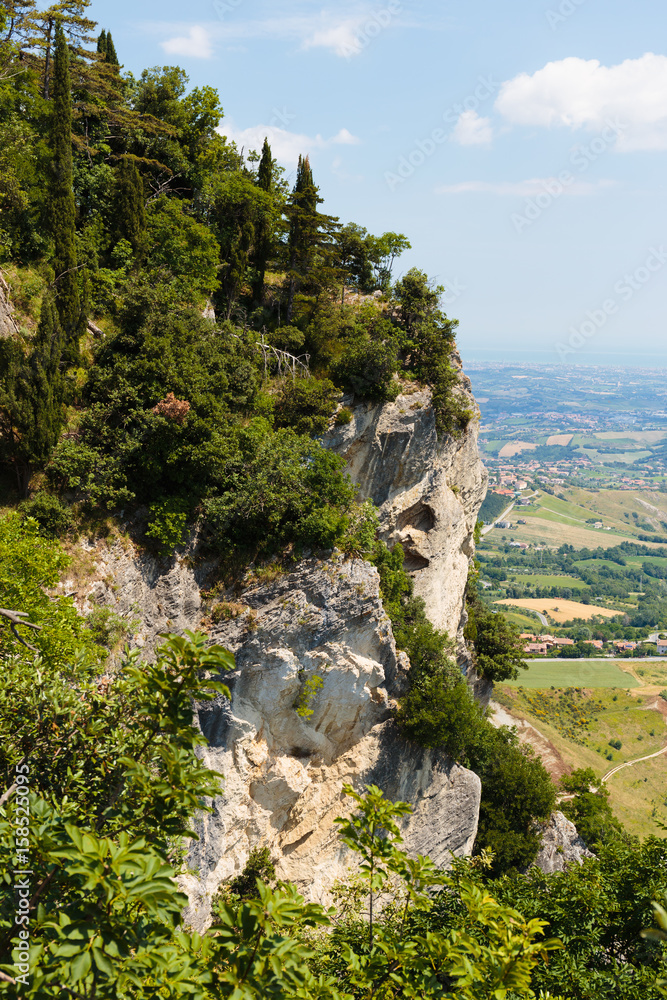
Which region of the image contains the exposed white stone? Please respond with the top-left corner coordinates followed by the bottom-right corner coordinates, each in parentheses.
top-left (532, 811), bottom-right (595, 874)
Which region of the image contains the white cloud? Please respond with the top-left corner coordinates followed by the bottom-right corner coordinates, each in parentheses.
top-left (301, 16), bottom-right (368, 58)
top-left (451, 110), bottom-right (493, 146)
top-left (436, 178), bottom-right (615, 196)
top-left (220, 122), bottom-right (360, 167)
top-left (496, 53), bottom-right (667, 151)
top-left (161, 25), bottom-right (213, 58)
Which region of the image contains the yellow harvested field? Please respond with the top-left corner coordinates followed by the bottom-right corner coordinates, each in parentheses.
top-left (546, 433), bottom-right (573, 446)
top-left (499, 441), bottom-right (537, 457)
top-left (495, 598), bottom-right (619, 622)
top-left (492, 515), bottom-right (645, 550)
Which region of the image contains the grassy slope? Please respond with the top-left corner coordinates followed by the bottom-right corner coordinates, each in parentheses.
top-left (495, 675), bottom-right (667, 837)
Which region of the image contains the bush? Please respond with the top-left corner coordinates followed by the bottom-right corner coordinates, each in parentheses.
top-left (19, 492), bottom-right (74, 537)
top-left (335, 406), bottom-right (353, 426)
top-left (145, 497), bottom-right (191, 555)
top-left (273, 376), bottom-right (340, 435)
top-left (330, 335), bottom-right (400, 402)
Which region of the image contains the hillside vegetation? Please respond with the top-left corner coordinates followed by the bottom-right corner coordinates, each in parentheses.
top-left (1, 4), bottom-right (666, 998)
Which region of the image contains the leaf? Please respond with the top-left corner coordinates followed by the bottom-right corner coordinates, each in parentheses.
top-left (69, 948), bottom-right (92, 983)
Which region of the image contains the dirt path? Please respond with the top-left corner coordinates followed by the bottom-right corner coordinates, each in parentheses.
top-left (602, 745), bottom-right (667, 783)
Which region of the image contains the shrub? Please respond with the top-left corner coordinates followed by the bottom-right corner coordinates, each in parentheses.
top-left (330, 335), bottom-right (400, 402)
top-left (294, 673), bottom-right (324, 719)
top-left (335, 406), bottom-right (353, 426)
top-left (273, 376), bottom-right (340, 435)
top-left (19, 492), bottom-right (74, 537)
top-left (145, 497), bottom-right (191, 556)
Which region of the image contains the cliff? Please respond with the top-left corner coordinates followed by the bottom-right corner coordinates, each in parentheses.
top-left (182, 556), bottom-right (481, 929)
top-left (75, 372), bottom-right (490, 920)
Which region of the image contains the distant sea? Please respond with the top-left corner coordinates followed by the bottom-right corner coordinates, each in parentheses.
top-left (459, 348), bottom-right (667, 369)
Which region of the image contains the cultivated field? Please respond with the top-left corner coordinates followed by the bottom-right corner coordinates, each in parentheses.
top-left (498, 441), bottom-right (537, 457)
top-left (507, 659), bottom-right (640, 689)
top-left (546, 433), bottom-right (574, 446)
top-left (495, 597), bottom-right (619, 622)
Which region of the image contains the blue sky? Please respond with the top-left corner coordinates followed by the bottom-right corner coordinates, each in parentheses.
top-left (92, 0), bottom-right (667, 364)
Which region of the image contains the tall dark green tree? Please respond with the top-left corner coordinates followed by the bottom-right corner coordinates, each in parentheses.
top-left (104, 30), bottom-right (118, 66)
top-left (0, 295), bottom-right (66, 495)
top-left (285, 155), bottom-right (338, 321)
top-left (112, 158), bottom-right (146, 255)
top-left (96, 26), bottom-right (105, 53)
top-left (49, 20), bottom-right (81, 341)
top-left (251, 137), bottom-right (273, 303)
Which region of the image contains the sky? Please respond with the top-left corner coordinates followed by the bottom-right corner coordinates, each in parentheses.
top-left (90, 0), bottom-right (667, 365)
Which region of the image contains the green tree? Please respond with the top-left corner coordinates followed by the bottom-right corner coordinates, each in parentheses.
top-left (560, 767), bottom-right (625, 850)
top-left (112, 157), bottom-right (146, 255)
top-left (285, 155), bottom-right (338, 321)
top-left (250, 137), bottom-right (274, 302)
top-left (0, 295), bottom-right (66, 495)
top-left (49, 20), bottom-right (81, 341)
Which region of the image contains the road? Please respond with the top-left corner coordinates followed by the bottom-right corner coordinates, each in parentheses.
top-left (602, 745), bottom-right (667, 783)
top-left (481, 501), bottom-right (515, 536)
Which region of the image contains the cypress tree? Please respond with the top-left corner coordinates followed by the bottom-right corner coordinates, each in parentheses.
top-left (113, 159), bottom-right (146, 255)
top-left (96, 28), bottom-right (107, 54)
top-left (285, 155), bottom-right (338, 321)
top-left (0, 295), bottom-right (66, 496)
top-left (251, 137), bottom-right (273, 303)
top-left (105, 31), bottom-right (119, 67)
top-left (50, 21), bottom-right (81, 341)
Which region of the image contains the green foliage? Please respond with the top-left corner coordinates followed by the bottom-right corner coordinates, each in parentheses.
top-left (0, 512), bottom-right (93, 662)
top-left (222, 847), bottom-right (277, 902)
top-left (112, 158), bottom-right (146, 255)
top-left (560, 767), bottom-right (626, 849)
top-left (330, 331), bottom-right (400, 402)
top-left (335, 406), bottom-right (353, 426)
top-left (203, 427), bottom-right (372, 562)
top-left (50, 21), bottom-right (81, 340)
top-left (392, 268), bottom-right (471, 434)
top-left (146, 496), bottom-right (191, 555)
top-left (294, 673), bottom-right (324, 719)
top-left (145, 196), bottom-right (220, 300)
top-left (0, 294), bottom-right (66, 495)
top-left (18, 491), bottom-right (73, 537)
top-left (85, 605), bottom-right (131, 650)
top-left (371, 541), bottom-right (554, 874)
top-left (273, 376), bottom-right (340, 435)
top-left (465, 568), bottom-right (527, 682)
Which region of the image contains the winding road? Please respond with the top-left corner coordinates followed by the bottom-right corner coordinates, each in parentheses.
top-left (602, 745), bottom-right (667, 783)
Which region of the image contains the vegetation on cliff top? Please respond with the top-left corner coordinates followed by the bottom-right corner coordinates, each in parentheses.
top-left (0, 2), bottom-right (470, 569)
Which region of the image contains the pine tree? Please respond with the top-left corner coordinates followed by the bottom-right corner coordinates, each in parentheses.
top-left (285, 155), bottom-right (338, 321)
top-left (113, 158), bottom-right (146, 255)
top-left (251, 137), bottom-right (273, 303)
top-left (50, 20), bottom-right (81, 341)
top-left (0, 295), bottom-right (65, 495)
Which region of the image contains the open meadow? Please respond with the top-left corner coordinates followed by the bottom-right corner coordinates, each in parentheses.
top-left (495, 597), bottom-right (619, 622)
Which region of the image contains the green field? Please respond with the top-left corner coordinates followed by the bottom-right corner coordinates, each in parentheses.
top-left (507, 573), bottom-right (586, 589)
top-left (508, 659), bottom-right (640, 689)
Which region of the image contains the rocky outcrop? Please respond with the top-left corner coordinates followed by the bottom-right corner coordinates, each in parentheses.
top-left (322, 375), bottom-right (487, 642)
top-left (0, 272), bottom-right (20, 338)
top-left (182, 555), bottom-right (481, 928)
top-left (532, 811), bottom-right (594, 874)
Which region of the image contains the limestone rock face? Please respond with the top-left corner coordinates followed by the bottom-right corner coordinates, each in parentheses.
top-left (322, 376), bottom-right (488, 640)
top-left (182, 556), bottom-right (481, 929)
top-left (532, 811), bottom-right (595, 874)
top-left (0, 273), bottom-right (20, 339)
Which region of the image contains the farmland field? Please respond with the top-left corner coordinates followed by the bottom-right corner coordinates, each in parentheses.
top-left (495, 597), bottom-right (619, 621)
top-left (507, 659), bottom-right (640, 689)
